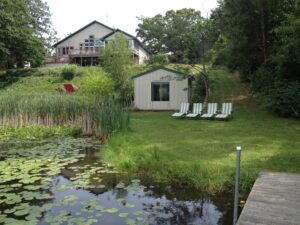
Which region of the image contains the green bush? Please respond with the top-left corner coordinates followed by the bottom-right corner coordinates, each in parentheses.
top-left (61, 64), bottom-right (79, 80)
top-left (79, 68), bottom-right (114, 103)
top-left (147, 53), bottom-right (169, 65)
top-left (266, 80), bottom-right (300, 117)
top-left (192, 74), bottom-right (207, 102)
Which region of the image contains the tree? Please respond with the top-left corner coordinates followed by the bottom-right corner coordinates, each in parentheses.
top-left (101, 33), bottom-right (134, 102)
top-left (137, 8), bottom-right (211, 63)
top-left (0, 0), bottom-right (54, 69)
top-left (25, 0), bottom-right (58, 56)
top-left (210, 0), bottom-right (299, 117)
top-left (254, 0), bottom-right (300, 117)
top-left (211, 0), bottom-right (294, 81)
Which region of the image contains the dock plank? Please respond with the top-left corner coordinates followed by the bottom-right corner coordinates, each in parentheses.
top-left (237, 172), bottom-right (300, 225)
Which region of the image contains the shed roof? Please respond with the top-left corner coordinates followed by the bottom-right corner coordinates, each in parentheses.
top-left (132, 67), bottom-right (193, 79)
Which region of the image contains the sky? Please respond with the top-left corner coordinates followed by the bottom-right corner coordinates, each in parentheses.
top-left (44, 0), bottom-right (219, 40)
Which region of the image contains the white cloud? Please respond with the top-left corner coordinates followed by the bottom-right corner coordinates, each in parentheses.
top-left (45, 0), bottom-right (219, 39)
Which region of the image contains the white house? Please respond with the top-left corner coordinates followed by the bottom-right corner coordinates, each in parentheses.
top-left (133, 67), bottom-right (193, 110)
top-left (52, 20), bottom-right (149, 66)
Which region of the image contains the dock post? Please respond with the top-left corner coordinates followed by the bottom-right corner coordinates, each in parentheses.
top-left (233, 146), bottom-right (242, 225)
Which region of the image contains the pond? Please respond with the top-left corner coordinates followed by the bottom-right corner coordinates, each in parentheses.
top-left (0, 138), bottom-right (235, 225)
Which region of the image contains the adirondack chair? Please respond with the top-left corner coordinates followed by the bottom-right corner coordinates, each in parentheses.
top-left (201, 103), bottom-right (218, 118)
top-left (215, 103), bottom-right (233, 119)
top-left (63, 84), bottom-right (78, 93)
top-left (172, 102), bottom-right (189, 117)
top-left (186, 103), bottom-right (203, 118)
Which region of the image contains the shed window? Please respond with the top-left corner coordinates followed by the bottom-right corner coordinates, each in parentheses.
top-left (151, 82), bottom-right (170, 101)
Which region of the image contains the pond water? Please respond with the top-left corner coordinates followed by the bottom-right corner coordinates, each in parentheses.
top-left (0, 138), bottom-right (235, 225)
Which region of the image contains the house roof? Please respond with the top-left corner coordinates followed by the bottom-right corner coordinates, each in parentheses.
top-left (132, 67), bottom-right (193, 79)
top-left (101, 29), bottom-right (150, 54)
top-left (52, 20), bottom-right (114, 47)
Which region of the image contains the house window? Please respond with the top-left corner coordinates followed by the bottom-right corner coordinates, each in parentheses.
top-left (57, 48), bottom-right (61, 56)
top-left (128, 40), bottom-right (134, 49)
top-left (151, 82), bottom-right (170, 101)
top-left (89, 35), bottom-right (94, 39)
top-left (62, 47), bottom-right (66, 55)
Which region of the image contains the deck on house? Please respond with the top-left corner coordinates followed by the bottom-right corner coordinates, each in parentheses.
top-left (237, 172), bottom-right (300, 225)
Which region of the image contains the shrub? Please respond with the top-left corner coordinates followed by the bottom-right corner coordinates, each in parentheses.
top-left (61, 64), bottom-right (79, 80)
top-left (266, 80), bottom-right (300, 117)
top-left (147, 53), bottom-right (169, 65)
top-left (192, 74), bottom-right (207, 102)
top-left (80, 68), bottom-right (114, 103)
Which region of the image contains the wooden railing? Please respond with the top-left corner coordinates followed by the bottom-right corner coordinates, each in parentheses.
top-left (57, 47), bottom-right (140, 59)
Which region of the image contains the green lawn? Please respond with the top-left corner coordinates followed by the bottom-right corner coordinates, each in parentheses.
top-left (103, 101), bottom-right (300, 193)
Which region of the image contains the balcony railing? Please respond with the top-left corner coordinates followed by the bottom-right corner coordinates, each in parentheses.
top-left (69, 49), bottom-right (100, 57)
top-left (57, 47), bottom-right (140, 59)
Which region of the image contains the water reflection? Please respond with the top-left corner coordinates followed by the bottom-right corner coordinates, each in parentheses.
top-left (56, 150), bottom-right (233, 225)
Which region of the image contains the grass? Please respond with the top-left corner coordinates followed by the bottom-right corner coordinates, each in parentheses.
top-left (103, 69), bottom-right (300, 194)
top-left (103, 104), bottom-right (300, 193)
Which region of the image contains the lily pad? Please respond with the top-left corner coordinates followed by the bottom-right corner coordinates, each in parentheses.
top-left (105, 208), bottom-right (119, 213)
top-left (118, 212), bottom-right (129, 218)
top-left (14, 209), bottom-right (30, 216)
top-left (133, 211), bottom-right (144, 216)
top-left (125, 203), bottom-right (135, 208)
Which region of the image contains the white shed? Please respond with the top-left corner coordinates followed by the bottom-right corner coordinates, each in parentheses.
top-left (133, 67), bottom-right (193, 110)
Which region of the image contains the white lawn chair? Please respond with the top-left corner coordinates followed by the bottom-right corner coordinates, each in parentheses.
top-left (215, 103), bottom-right (233, 119)
top-left (186, 103), bottom-right (203, 118)
top-left (201, 103), bottom-right (218, 119)
top-left (172, 103), bottom-right (189, 117)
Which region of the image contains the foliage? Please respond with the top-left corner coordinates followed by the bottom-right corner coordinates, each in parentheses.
top-left (192, 73), bottom-right (207, 103)
top-left (101, 33), bottom-right (134, 102)
top-left (147, 53), bottom-right (169, 65)
top-left (61, 64), bottom-right (79, 80)
top-left (208, 0), bottom-right (300, 118)
top-left (0, 0), bottom-right (54, 69)
top-left (0, 125), bottom-right (81, 140)
top-left (210, 0), bottom-right (294, 81)
top-left (266, 80), bottom-right (300, 117)
top-left (80, 68), bottom-right (114, 103)
top-left (25, 0), bottom-right (58, 56)
top-left (251, 1), bottom-right (300, 118)
top-left (137, 8), bottom-right (216, 64)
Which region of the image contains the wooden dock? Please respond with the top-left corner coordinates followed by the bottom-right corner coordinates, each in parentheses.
top-left (237, 172), bottom-right (300, 225)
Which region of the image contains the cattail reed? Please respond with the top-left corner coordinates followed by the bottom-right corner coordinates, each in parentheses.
top-left (0, 93), bottom-right (129, 140)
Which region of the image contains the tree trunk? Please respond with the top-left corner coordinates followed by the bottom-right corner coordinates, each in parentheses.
top-left (260, 9), bottom-right (267, 63)
top-left (201, 64), bottom-right (209, 109)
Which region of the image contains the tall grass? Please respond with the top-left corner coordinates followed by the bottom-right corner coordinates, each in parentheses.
top-left (0, 94), bottom-right (129, 140)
